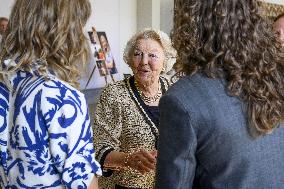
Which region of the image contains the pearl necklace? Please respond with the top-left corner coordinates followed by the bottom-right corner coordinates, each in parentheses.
top-left (134, 80), bottom-right (162, 103)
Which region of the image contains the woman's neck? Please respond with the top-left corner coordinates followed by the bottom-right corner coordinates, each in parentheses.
top-left (136, 79), bottom-right (160, 97)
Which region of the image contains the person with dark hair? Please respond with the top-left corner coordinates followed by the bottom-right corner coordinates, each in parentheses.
top-left (0, 0), bottom-right (101, 188)
top-left (156, 0), bottom-right (284, 188)
top-left (0, 17), bottom-right (8, 44)
top-left (274, 13), bottom-right (284, 46)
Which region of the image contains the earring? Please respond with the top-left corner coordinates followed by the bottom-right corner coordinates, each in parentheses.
top-left (162, 67), bottom-right (166, 72)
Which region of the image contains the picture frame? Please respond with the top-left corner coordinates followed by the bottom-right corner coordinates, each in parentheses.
top-left (97, 31), bottom-right (118, 76)
top-left (81, 28), bottom-right (119, 89)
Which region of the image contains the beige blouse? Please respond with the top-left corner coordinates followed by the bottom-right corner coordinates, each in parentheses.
top-left (93, 76), bottom-right (170, 189)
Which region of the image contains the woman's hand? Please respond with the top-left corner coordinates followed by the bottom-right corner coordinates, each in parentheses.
top-left (126, 149), bottom-right (157, 174)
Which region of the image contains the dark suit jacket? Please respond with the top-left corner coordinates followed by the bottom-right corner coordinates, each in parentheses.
top-left (156, 74), bottom-right (284, 189)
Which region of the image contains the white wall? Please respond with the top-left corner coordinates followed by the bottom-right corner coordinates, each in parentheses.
top-left (160, 0), bottom-right (174, 35)
top-left (119, 0), bottom-right (137, 75)
top-left (0, 0), bottom-right (14, 18)
top-left (152, 0), bottom-right (161, 30)
top-left (137, 0), bottom-right (153, 31)
top-left (137, 0), bottom-right (160, 31)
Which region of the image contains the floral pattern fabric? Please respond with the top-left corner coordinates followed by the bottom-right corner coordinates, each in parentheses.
top-left (0, 70), bottom-right (101, 188)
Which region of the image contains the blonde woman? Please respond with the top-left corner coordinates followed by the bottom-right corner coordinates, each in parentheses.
top-left (0, 0), bottom-right (101, 188)
top-left (93, 29), bottom-right (176, 189)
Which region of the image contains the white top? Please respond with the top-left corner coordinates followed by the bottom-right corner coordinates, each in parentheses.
top-left (0, 68), bottom-right (101, 188)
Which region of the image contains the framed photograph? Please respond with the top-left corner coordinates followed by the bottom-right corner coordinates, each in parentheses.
top-left (82, 27), bottom-right (122, 89)
top-left (97, 32), bottom-right (118, 76)
top-left (96, 60), bottom-right (108, 76)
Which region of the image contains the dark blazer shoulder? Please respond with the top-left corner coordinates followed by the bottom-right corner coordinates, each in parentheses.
top-left (165, 74), bottom-right (225, 99)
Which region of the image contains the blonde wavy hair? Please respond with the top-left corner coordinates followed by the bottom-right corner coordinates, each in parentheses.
top-left (0, 0), bottom-right (91, 88)
top-left (123, 28), bottom-right (176, 74)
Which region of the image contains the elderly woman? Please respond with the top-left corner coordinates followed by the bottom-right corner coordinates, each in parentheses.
top-left (93, 29), bottom-right (176, 189)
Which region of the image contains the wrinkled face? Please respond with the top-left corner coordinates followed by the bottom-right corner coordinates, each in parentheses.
top-left (0, 20), bottom-right (8, 34)
top-left (274, 17), bottom-right (284, 46)
top-left (131, 38), bottom-right (165, 85)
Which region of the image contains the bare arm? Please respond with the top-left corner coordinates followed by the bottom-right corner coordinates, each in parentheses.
top-left (88, 177), bottom-right (99, 189)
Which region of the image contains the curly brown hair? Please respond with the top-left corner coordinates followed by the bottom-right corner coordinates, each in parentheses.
top-left (0, 0), bottom-right (91, 88)
top-left (173, 0), bottom-right (284, 135)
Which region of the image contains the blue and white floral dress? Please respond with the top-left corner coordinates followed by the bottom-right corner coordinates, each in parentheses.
top-left (0, 68), bottom-right (101, 188)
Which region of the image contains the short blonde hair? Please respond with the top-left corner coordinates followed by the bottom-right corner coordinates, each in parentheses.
top-left (123, 28), bottom-right (176, 73)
